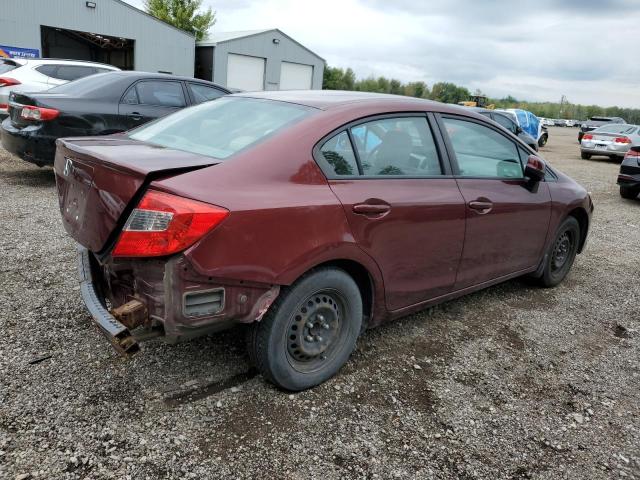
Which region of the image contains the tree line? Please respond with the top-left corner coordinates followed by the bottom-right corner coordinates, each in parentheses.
top-left (323, 66), bottom-right (640, 124)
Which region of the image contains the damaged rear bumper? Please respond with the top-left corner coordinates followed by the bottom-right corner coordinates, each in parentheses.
top-left (77, 245), bottom-right (140, 356)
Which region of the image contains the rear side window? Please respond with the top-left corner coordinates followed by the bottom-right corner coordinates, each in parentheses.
top-left (187, 83), bottom-right (225, 104)
top-left (50, 65), bottom-right (97, 81)
top-left (351, 117), bottom-right (442, 176)
top-left (443, 117), bottom-right (523, 178)
top-left (35, 65), bottom-right (57, 77)
top-left (317, 131), bottom-right (359, 176)
top-left (135, 81), bottom-right (186, 107)
top-left (0, 60), bottom-right (19, 74)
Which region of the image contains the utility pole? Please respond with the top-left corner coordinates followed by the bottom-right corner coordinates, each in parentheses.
top-left (559, 95), bottom-right (569, 118)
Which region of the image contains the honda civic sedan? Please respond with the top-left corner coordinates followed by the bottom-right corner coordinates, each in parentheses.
top-left (54, 91), bottom-right (593, 391)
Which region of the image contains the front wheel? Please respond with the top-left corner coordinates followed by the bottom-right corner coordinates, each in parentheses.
top-left (620, 186), bottom-right (640, 199)
top-left (536, 217), bottom-right (580, 288)
top-left (581, 152), bottom-right (591, 160)
top-left (538, 134), bottom-right (548, 147)
top-left (248, 268), bottom-right (363, 391)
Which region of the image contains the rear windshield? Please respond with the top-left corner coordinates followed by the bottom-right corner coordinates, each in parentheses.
top-left (46, 72), bottom-right (119, 95)
top-left (129, 97), bottom-right (313, 159)
top-left (594, 124), bottom-right (636, 134)
top-left (0, 60), bottom-right (19, 74)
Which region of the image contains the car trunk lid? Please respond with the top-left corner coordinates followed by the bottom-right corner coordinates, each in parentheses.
top-left (54, 136), bottom-right (217, 252)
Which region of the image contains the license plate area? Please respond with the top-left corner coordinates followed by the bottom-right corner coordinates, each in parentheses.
top-left (58, 157), bottom-right (95, 235)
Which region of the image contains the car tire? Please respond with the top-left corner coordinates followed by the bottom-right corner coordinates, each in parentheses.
top-left (581, 152), bottom-right (591, 160)
top-left (620, 186), bottom-right (640, 199)
top-left (538, 134), bottom-right (548, 147)
top-left (536, 216), bottom-right (580, 288)
top-left (248, 267), bottom-right (363, 391)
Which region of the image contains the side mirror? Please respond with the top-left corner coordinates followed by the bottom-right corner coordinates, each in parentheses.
top-left (525, 155), bottom-right (546, 182)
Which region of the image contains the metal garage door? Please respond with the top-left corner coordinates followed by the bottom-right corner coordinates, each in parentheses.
top-left (280, 62), bottom-right (313, 90)
top-left (227, 53), bottom-right (265, 91)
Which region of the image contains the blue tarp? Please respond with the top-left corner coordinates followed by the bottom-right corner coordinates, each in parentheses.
top-left (510, 109), bottom-right (542, 141)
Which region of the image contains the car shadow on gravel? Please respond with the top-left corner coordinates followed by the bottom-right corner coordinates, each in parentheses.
top-left (1, 165), bottom-right (55, 187)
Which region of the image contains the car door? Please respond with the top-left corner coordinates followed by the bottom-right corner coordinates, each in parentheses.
top-left (315, 114), bottom-right (466, 311)
top-left (118, 79), bottom-right (187, 129)
top-left (437, 115), bottom-right (552, 289)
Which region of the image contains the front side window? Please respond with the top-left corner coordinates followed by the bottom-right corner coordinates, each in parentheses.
top-left (443, 117), bottom-right (523, 178)
top-left (129, 97), bottom-right (312, 159)
top-left (317, 131), bottom-right (359, 176)
top-left (350, 117), bottom-right (442, 176)
top-left (492, 113), bottom-right (518, 134)
top-left (135, 81), bottom-right (186, 107)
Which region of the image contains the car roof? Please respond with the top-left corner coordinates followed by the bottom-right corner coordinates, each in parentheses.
top-left (78, 70), bottom-right (230, 92)
top-left (19, 58), bottom-right (119, 68)
top-left (232, 89), bottom-right (467, 112)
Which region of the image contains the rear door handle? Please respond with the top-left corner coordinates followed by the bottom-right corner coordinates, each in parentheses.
top-left (353, 203), bottom-right (391, 216)
top-left (128, 112), bottom-right (142, 120)
top-left (468, 200), bottom-right (493, 214)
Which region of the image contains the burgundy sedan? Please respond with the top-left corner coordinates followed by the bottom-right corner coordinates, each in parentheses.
top-left (54, 91), bottom-right (593, 391)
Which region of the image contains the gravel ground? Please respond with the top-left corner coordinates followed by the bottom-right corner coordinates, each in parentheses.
top-left (0, 127), bottom-right (638, 479)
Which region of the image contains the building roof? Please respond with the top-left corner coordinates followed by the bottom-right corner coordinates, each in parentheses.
top-left (114, 0), bottom-right (195, 39)
top-left (197, 28), bottom-right (325, 62)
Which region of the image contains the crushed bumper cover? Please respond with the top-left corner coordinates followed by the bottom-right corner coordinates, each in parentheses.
top-left (77, 245), bottom-right (140, 356)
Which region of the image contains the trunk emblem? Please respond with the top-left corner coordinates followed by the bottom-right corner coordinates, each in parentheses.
top-left (63, 157), bottom-right (74, 177)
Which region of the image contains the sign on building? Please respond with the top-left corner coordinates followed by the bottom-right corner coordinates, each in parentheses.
top-left (0, 45), bottom-right (40, 59)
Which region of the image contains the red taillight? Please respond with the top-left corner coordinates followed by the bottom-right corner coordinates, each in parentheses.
top-left (20, 105), bottom-right (59, 121)
top-left (615, 136), bottom-right (631, 144)
top-left (0, 104), bottom-right (7, 110)
top-left (624, 149), bottom-right (640, 158)
top-left (582, 134), bottom-right (593, 141)
top-left (0, 77), bottom-right (20, 87)
top-left (112, 190), bottom-right (229, 257)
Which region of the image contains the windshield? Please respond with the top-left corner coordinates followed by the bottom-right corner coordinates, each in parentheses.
top-left (129, 97), bottom-right (314, 159)
top-left (594, 124), bottom-right (637, 134)
top-left (46, 72), bottom-right (118, 95)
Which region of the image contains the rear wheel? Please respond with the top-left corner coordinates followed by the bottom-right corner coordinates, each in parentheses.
top-left (536, 217), bottom-right (580, 288)
top-left (581, 152), bottom-right (591, 160)
top-left (620, 186), bottom-right (640, 199)
top-left (248, 268), bottom-right (362, 391)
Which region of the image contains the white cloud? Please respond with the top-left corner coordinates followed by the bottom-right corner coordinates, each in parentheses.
top-left (122, 0), bottom-right (640, 108)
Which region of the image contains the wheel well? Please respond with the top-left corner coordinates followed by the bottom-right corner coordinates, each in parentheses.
top-left (314, 259), bottom-right (374, 329)
top-left (568, 207), bottom-right (589, 253)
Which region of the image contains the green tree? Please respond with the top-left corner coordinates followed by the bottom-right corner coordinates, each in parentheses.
top-left (430, 82), bottom-right (470, 104)
top-left (144, 0), bottom-right (215, 41)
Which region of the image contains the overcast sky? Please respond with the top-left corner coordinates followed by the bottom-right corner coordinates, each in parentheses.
top-left (124, 0), bottom-right (640, 108)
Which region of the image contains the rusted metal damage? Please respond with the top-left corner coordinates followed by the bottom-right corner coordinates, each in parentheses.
top-left (110, 299), bottom-right (148, 329)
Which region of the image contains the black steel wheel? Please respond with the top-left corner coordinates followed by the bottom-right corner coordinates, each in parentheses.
top-left (537, 216), bottom-right (580, 287)
top-left (248, 268), bottom-right (362, 391)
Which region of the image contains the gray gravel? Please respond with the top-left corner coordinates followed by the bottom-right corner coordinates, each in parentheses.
top-left (1, 127), bottom-right (639, 479)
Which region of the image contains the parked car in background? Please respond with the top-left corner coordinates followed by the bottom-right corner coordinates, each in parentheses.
top-left (502, 108), bottom-right (544, 147)
top-left (539, 126), bottom-right (549, 147)
top-left (617, 146), bottom-right (640, 199)
top-left (472, 107), bottom-right (538, 150)
top-left (553, 119), bottom-right (567, 127)
top-left (578, 116), bottom-right (626, 142)
top-left (566, 119), bottom-right (578, 127)
top-left (580, 124), bottom-right (639, 161)
top-left (1, 71), bottom-right (230, 166)
top-left (54, 91), bottom-right (592, 391)
top-left (0, 58), bottom-right (119, 119)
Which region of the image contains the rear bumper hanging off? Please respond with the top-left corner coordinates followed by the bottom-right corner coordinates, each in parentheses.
top-left (77, 245), bottom-right (140, 356)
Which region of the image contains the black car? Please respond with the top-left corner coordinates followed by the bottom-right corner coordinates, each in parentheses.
top-left (618, 146), bottom-right (640, 199)
top-left (578, 116), bottom-right (626, 143)
top-left (472, 107), bottom-right (539, 151)
top-left (1, 71), bottom-right (230, 166)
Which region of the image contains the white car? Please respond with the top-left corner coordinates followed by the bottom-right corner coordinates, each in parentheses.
top-left (0, 58), bottom-right (119, 118)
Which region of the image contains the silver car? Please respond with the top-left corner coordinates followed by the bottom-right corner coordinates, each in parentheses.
top-left (580, 123), bottom-right (640, 160)
top-left (0, 58), bottom-right (119, 119)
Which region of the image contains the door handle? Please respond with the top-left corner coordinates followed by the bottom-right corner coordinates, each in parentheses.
top-left (353, 203), bottom-right (391, 216)
top-left (128, 112), bottom-right (142, 120)
top-left (468, 200), bottom-right (493, 214)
